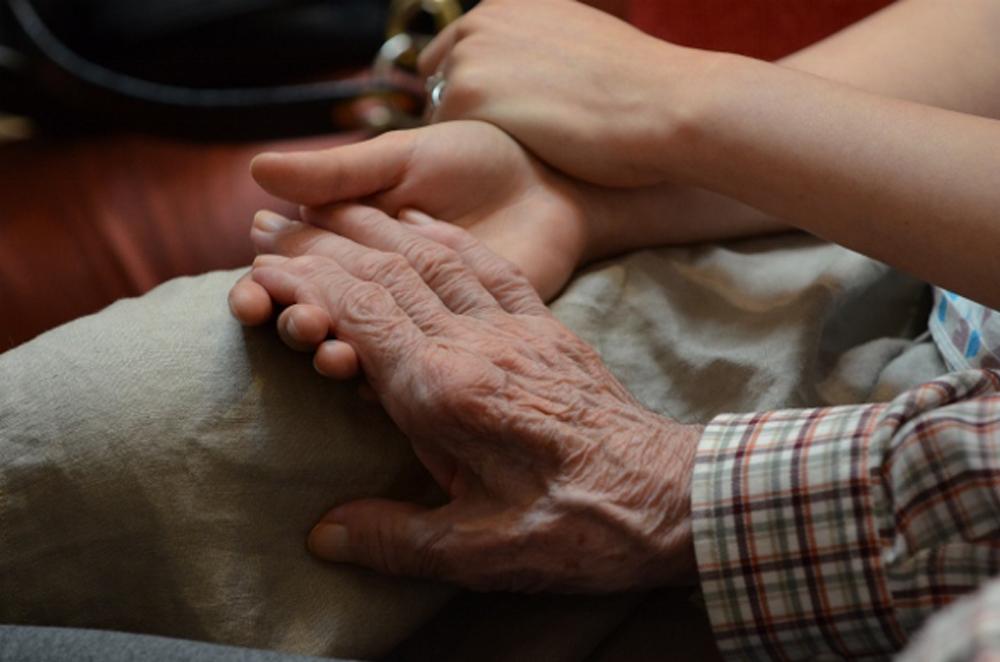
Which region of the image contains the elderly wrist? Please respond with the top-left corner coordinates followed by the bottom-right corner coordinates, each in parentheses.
top-left (605, 408), bottom-right (703, 587)
top-left (648, 416), bottom-right (702, 585)
top-left (667, 420), bottom-right (703, 585)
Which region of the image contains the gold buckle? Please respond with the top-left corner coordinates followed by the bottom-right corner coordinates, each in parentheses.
top-left (352, 0), bottom-right (464, 132)
top-left (386, 0), bottom-right (464, 42)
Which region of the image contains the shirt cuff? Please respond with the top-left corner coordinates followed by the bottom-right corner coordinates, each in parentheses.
top-left (691, 405), bottom-right (905, 660)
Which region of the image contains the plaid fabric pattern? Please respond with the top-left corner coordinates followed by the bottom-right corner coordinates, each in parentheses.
top-left (692, 369), bottom-right (1000, 660)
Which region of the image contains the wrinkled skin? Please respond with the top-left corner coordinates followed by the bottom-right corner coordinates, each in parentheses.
top-left (247, 207), bottom-right (701, 592)
top-left (243, 120), bottom-right (596, 300)
top-left (229, 120), bottom-right (612, 378)
top-left (418, 0), bottom-right (710, 187)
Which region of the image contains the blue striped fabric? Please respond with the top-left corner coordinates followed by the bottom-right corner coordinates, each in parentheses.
top-left (930, 289), bottom-right (1000, 372)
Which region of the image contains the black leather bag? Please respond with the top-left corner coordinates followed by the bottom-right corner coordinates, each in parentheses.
top-left (0, 0), bottom-right (468, 137)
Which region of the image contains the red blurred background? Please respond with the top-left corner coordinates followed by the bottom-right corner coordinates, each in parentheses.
top-left (0, 0), bottom-right (894, 351)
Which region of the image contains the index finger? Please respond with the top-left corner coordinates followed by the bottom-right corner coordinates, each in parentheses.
top-left (417, 19), bottom-right (460, 78)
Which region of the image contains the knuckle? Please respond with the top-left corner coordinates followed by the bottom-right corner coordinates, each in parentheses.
top-left (422, 310), bottom-right (457, 335)
top-left (452, 22), bottom-right (471, 42)
top-left (289, 255), bottom-right (343, 286)
top-left (448, 39), bottom-right (472, 62)
top-left (366, 521), bottom-right (446, 579)
top-left (491, 258), bottom-right (527, 284)
top-left (452, 11), bottom-right (494, 41)
top-left (367, 519), bottom-right (406, 575)
top-left (404, 240), bottom-right (466, 285)
top-left (452, 18), bottom-right (480, 42)
top-left (356, 251), bottom-right (411, 285)
top-left (420, 361), bottom-right (504, 424)
top-left (352, 206), bottom-right (389, 229)
top-left (338, 278), bottom-right (378, 302)
top-left (288, 254), bottom-right (325, 273)
top-left (442, 67), bottom-right (487, 112)
top-left (482, 259), bottom-right (530, 293)
top-left (336, 280), bottom-right (394, 321)
top-left (484, 342), bottom-right (530, 373)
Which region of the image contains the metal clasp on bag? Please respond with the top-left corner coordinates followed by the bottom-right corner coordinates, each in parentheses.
top-left (386, 0), bottom-right (463, 67)
top-left (352, 0), bottom-right (463, 132)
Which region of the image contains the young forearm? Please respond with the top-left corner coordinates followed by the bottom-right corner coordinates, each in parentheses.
top-left (589, 0), bottom-right (1000, 258)
top-left (674, 53), bottom-right (1000, 308)
top-left (582, 184), bottom-right (782, 262)
top-left (780, 0), bottom-right (1000, 119)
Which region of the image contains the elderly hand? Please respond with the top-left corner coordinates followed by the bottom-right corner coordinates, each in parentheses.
top-left (229, 120), bottom-right (656, 378)
top-left (418, 0), bottom-right (716, 187)
top-left (249, 206), bottom-right (702, 591)
top-left (228, 121), bottom-right (601, 359)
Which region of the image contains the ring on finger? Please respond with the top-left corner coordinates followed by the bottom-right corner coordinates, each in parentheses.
top-left (425, 72), bottom-right (448, 112)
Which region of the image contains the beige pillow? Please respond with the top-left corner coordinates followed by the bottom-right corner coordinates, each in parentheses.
top-left (0, 235), bottom-right (942, 658)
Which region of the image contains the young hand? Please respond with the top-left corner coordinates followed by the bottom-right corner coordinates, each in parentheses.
top-left (418, 0), bottom-right (713, 187)
top-left (230, 120), bottom-right (610, 378)
top-left (235, 120), bottom-right (600, 303)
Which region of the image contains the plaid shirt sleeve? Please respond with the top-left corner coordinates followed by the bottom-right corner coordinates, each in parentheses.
top-left (691, 369), bottom-right (1000, 660)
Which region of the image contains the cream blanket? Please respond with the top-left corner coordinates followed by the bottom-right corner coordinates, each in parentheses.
top-left (0, 233), bottom-right (945, 659)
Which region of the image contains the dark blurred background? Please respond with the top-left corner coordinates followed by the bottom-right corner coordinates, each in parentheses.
top-left (0, 0), bottom-right (894, 352)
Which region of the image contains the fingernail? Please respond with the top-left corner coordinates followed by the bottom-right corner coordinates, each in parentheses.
top-left (250, 152), bottom-right (285, 169)
top-left (308, 523), bottom-right (351, 561)
top-left (254, 210), bottom-right (289, 232)
top-left (285, 314), bottom-right (300, 339)
top-left (399, 208), bottom-right (436, 226)
top-left (253, 254), bottom-right (284, 268)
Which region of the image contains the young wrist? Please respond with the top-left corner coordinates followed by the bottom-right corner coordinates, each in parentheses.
top-left (575, 183), bottom-right (620, 265)
top-left (646, 49), bottom-right (754, 186)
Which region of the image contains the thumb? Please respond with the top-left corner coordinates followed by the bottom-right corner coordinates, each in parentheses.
top-left (251, 131), bottom-right (413, 207)
top-left (308, 499), bottom-right (449, 578)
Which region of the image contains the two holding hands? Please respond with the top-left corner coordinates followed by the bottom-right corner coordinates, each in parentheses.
top-left (229, 0), bottom-right (713, 592)
top-left (229, 0), bottom-right (1000, 597)
top-left (229, 116), bottom-right (704, 590)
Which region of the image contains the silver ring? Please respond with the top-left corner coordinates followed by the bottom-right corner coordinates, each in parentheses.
top-left (425, 72), bottom-right (447, 111)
